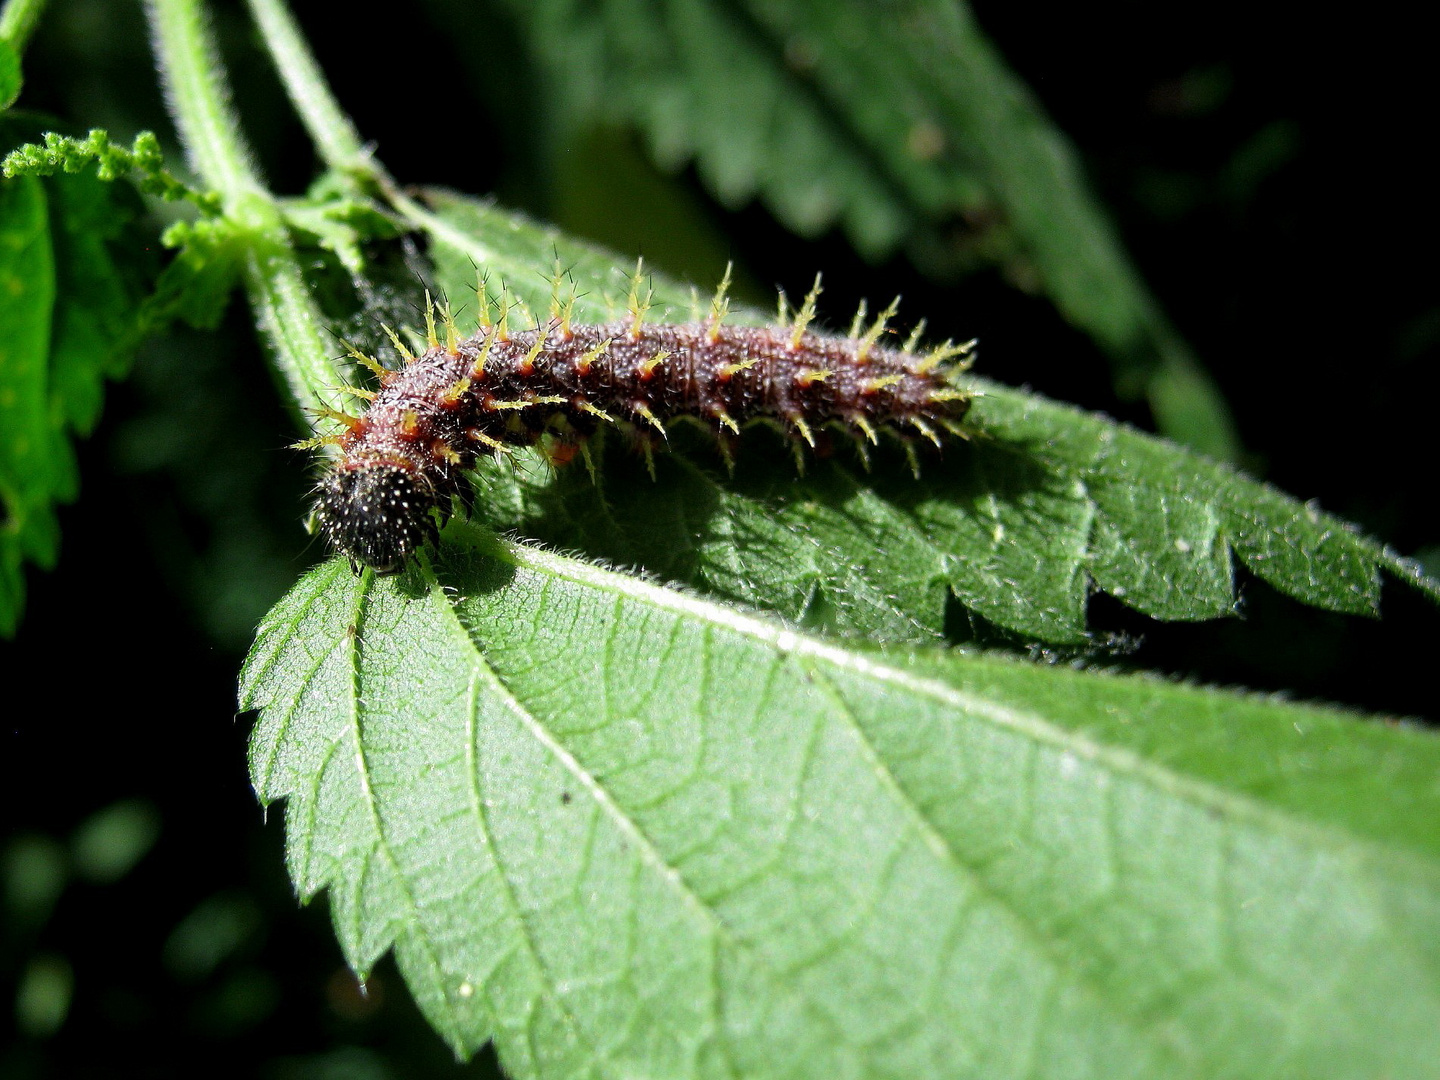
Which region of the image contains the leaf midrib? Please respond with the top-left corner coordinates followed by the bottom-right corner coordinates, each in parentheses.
top-left (425, 567), bottom-right (835, 1077)
top-left (446, 587), bottom-right (622, 1077)
top-left (435, 537), bottom-right (1218, 1072)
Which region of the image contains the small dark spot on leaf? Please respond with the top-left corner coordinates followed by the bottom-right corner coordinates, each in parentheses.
top-left (560, 791), bottom-right (572, 805)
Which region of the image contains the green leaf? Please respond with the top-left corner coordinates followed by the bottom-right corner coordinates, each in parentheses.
top-left (149, 216), bottom-right (245, 331)
top-left (0, 39), bottom-right (20, 110)
top-left (241, 530), bottom-right (1440, 1079)
top-left (47, 163), bottom-right (155, 428)
top-left (0, 172), bottom-right (57, 636)
top-left (387, 190), bottom-right (1436, 646)
top-left (0, 120), bottom-right (159, 636)
top-left (1, 126), bottom-right (239, 334)
top-left (489, 0), bottom-right (1239, 458)
top-left (281, 194), bottom-right (402, 277)
top-left (2, 128), bottom-right (218, 208)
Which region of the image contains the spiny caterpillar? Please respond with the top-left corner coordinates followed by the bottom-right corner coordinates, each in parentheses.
top-left (310, 266), bottom-right (976, 573)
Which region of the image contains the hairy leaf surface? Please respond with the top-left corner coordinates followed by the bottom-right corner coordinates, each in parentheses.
top-left (380, 191), bottom-right (1438, 646)
top-left (242, 531), bottom-right (1440, 1079)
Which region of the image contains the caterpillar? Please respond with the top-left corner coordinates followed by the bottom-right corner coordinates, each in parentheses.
top-left (310, 270), bottom-right (976, 573)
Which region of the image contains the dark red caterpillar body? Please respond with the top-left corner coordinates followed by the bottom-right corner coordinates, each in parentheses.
top-left (315, 293), bottom-right (974, 572)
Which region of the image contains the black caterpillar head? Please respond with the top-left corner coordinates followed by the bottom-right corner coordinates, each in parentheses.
top-left (316, 460), bottom-right (438, 574)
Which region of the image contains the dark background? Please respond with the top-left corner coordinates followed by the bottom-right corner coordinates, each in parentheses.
top-left (3, 1), bottom-right (1435, 1076)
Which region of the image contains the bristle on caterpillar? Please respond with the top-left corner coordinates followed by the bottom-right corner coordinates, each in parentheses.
top-left (315, 285), bottom-right (976, 572)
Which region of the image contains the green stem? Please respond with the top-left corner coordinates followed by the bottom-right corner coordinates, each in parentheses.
top-left (143, 0), bottom-right (262, 201)
top-left (0, 0), bottom-right (47, 51)
top-left (145, 0), bottom-right (345, 427)
top-left (243, 0), bottom-right (479, 254)
top-left (243, 0), bottom-right (371, 179)
top-left (245, 231), bottom-right (350, 428)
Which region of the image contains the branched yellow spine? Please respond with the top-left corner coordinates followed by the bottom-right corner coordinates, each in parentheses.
top-left (861, 373), bottom-right (906, 394)
top-left (626, 258), bottom-right (653, 339)
top-left (471, 330), bottom-right (495, 378)
top-left (717, 357), bottom-right (761, 381)
top-left (850, 413), bottom-right (879, 445)
top-left (908, 416), bottom-right (943, 448)
top-left (441, 377), bottom-right (472, 406)
top-left (423, 291), bottom-right (439, 351)
top-left (520, 325), bottom-right (549, 372)
top-left (437, 296), bottom-right (459, 354)
top-left (575, 399), bottom-right (615, 424)
top-left (794, 368), bottom-right (832, 389)
top-left (857, 297), bottom-right (901, 360)
top-left (638, 350), bottom-right (671, 379)
top-left (342, 340), bottom-right (389, 381)
top-left (902, 319), bottom-right (928, 355)
top-left (381, 324), bottom-right (414, 365)
top-left (474, 271), bottom-right (494, 332)
top-left (494, 290), bottom-right (512, 343)
top-left (316, 406), bottom-right (362, 431)
top-left (575, 337), bottom-right (611, 376)
top-left (788, 274), bottom-right (823, 349)
top-left (466, 429), bottom-right (512, 453)
top-left (558, 291), bottom-right (578, 338)
top-left (489, 395), bottom-right (568, 411)
top-left (633, 402), bottom-right (667, 437)
top-left (903, 442), bottom-right (922, 479)
top-left (847, 299), bottom-right (869, 340)
top-left (916, 337), bottom-right (977, 373)
top-left (707, 262), bottom-right (733, 342)
top-left (545, 259), bottom-right (581, 339)
top-left (791, 415), bottom-right (816, 448)
top-left (579, 440), bottom-right (598, 483)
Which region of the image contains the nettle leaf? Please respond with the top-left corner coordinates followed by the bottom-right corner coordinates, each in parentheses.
top-left (0, 173), bottom-right (55, 636)
top-left (241, 530), bottom-right (1440, 1079)
top-left (0, 126), bottom-right (155, 636)
top-left (385, 190), bottom-right (1435, 646)
top-left (490, 0), bottom-right (1237, 457)
top-left (2, 128), bottom-right (218, 208)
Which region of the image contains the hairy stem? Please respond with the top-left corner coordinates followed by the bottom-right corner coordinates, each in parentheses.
top-left (145, 0), bottom-right (345, 426)
top-left (244, 0), bottom-right (372, 180)
top-left (144, 0), bottom-right (263, 201)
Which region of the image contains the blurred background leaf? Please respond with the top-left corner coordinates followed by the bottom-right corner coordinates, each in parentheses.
top-left (0, 116), bottom-right (157, 637)
top-left (446, 0), bottom-right (1240, 458)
